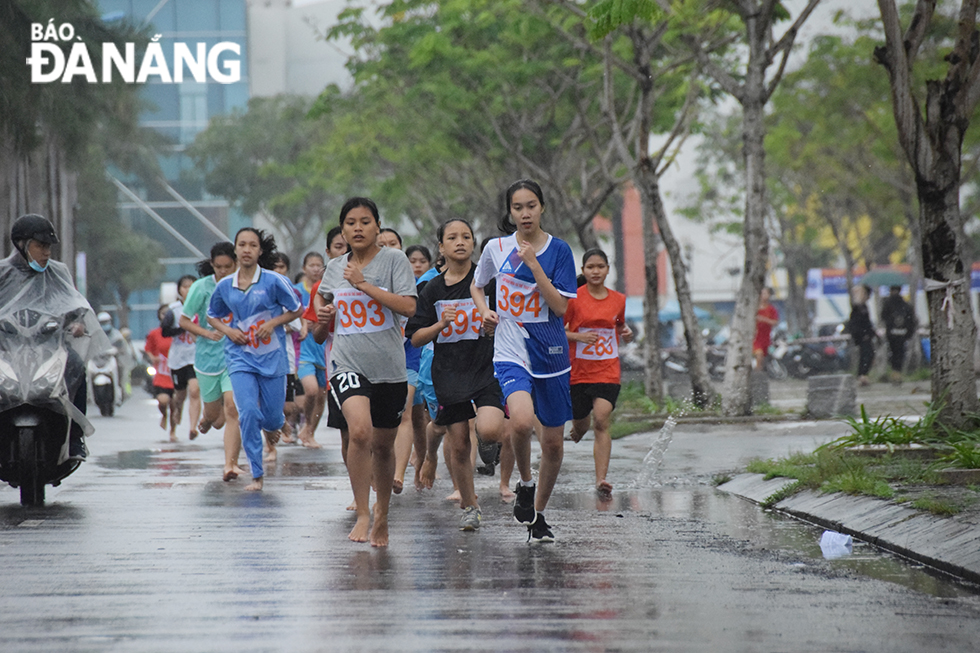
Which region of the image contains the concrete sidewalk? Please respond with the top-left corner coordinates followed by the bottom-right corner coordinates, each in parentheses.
top-left (718, 473), bottom-right (980, 584)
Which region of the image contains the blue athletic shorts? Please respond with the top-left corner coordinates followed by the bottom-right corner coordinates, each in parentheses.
top-left (493, 362), bottom-right (572, 428)
top-left (298, 362), bottom-right (326, 387)
top-left (416, 378), bottom-right (437, 413)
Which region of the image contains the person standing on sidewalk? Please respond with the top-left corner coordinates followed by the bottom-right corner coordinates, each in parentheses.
top-left (753, 287), bottom-right (779, 371)
top-left (880, 285), bottom-right (917, 383)
top-left (846, 284), bottom-right (877, 386)
top-left (206, 228), bottom-right (302, 492)
top-left (472, 179), bottom-right (578, 544)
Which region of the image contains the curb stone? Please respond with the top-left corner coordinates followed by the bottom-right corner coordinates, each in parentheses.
top-left (718, 473), bottom-right (980, 585)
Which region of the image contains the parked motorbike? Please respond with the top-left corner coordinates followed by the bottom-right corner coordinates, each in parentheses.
top-left (784, 337), bottom-right (849, 379)
top-left (87, 346), bottom-right (120, 417)
top-left (0, 308), bottom-right (93, 505)
top-left (766, 335), bottom-right (789, 380)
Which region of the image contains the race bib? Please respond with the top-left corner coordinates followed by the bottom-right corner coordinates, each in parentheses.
top-left (575, 328), bottom-right (618, 361)
top-left (334, 287), bottom-right (394, 335)
top-left (238, 310), bottom-right (278, 355)
top-left (435, 299), bottom-right (483, 343)
top-left (156, 353), bottom-right (171, 376)
top-left (497, 275), bottom-right (548, 323)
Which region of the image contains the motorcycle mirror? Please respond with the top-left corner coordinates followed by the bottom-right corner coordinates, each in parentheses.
top-left (41, 321), bottom-right (59, 335)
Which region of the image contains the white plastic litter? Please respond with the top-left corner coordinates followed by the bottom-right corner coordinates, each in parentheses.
top-left (819, 530), bottom-right (853, 560)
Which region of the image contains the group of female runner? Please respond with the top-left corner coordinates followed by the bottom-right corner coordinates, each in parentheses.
top-left (160, 179), bottom-right (631, 548)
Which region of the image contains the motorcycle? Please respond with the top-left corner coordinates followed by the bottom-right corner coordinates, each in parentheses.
top-left (0, 308), bottom-right (93, 505)
top-left (87, 346), bottom-right (120, 417)
top-left (784, 337), bottom-right (849, 379)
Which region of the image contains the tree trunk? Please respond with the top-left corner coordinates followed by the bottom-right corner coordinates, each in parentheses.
top-left (784, 262), bottom-right (810, 336)
top-left (638, 186), bottom-right (663, 400)
top-left (722, 32), bottom-right (769, 416)
top-left (920, 180), bottom-right (979, 425)
top-left (874, 0), bottom-right (980, 428)
top-left (638, 164), bottom-right (714, 407)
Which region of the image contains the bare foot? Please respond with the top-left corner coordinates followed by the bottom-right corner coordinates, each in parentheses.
top-left (420, 458), bottom-right (437, 489)
top-left (413, 467), bottom-right (424, 491)
top-left (346, 500), bottom-right (357, 512)
top-left (280, 424), bottom-right (295, 444)
top-left (499, 484), bottom-right (516, 502)
top-left (189, 430), bottom-right (198, 441)
top-left (570, 430), bottom-right (585, 444)
top-left (300, 437), bottom-right (322, 449)
top-left (198, 419), bottom-right (213, 435)
top-left (169, 431), bottom-right (178, 443)
top-left (596, 479), bottom-right (613, 496)
top-left (263, 429), bottom-right (281, 446)
top-left (349, 515), bottom-right (370, 543)
top-left (409, 450), bottom-right (419, 469)
top-left (244, 477), bottom-right (263, 491)
top-left (445, 489), bottom-right (461, 502)
top-left (232, 464), bottom-right (246, 477)
top-left (263, 445), bottom-right (277, 463)
top-left (222, 468), bottom-right (239, 482)
top-left (160, 414), bottom-right (167, 429)
top-left (392, 478), bottom-right (403, 495)
top-left (370, 504), bottom-right (389, 548)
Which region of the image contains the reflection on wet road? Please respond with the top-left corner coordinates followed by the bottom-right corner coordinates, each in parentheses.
top-left (0, 399), bottom-right (977, 651)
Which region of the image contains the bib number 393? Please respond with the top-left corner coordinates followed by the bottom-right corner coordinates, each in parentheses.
top-left (576, 328), bottom-right (618, 361)
top-left (435, 299), bottom-right (482, 343)
top-left (334, 287), bottom-right (393, 335)
top-left (497, 275), bottom-right (547, 323)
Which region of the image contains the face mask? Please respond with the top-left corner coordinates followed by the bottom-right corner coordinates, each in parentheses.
top-left (101, 323), bottom-right (112, 333)
top-left (28, 259), bottom-right (49, 272)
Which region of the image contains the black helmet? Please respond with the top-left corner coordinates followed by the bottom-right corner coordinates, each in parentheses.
top-left (11, 214), bottom-right (59, 245)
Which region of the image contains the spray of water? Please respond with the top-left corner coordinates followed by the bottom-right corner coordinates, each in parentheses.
top-left (634, 415), bottom-right (677, 487)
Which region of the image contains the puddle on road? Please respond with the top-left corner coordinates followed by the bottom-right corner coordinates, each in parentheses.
top-left (96, 448), bottom-right (343, 479)
top-left (556, 485), bottom-right (980, 600)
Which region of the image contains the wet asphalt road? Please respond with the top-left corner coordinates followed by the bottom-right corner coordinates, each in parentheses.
top-left (1, 397), bottom-right (979, 652)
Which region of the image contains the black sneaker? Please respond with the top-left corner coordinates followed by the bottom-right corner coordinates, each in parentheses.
top-left (514, 483), bottom-right (537, 525)
top-left (475, 462), bottom-right (496, 476)
top-left (476, 436), bottom-right (498, 466)
top-left (527, 513), bottom-right (554, 543)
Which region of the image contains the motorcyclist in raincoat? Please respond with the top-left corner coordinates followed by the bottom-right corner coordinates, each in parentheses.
top-left (0, 214), bottom-right (110, 460)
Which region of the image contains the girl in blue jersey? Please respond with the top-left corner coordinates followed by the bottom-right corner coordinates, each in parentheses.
top-left (472, 179), bottom-right (577, 543)
top-left (207, 228), bottom-right (303, 491)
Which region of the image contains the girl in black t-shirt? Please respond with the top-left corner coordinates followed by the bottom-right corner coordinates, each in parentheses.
top-left (406, 219), bottom-right (505, 532)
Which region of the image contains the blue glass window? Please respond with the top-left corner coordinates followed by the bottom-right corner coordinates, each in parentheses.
top-left (175, 1), bottom-right (219, 33)
top-left (219, 0), bottom-right (246, 32)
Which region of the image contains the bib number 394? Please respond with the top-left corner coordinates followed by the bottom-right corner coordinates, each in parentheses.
top-left (334, 287), bottom-right (393, 335)
top-left (576, 328), bottom-right (618, 361)
top-left (497, 275), bottom-right (547, 323)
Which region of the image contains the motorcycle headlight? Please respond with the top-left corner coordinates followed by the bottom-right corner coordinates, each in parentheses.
top-left (0, 358), bottom-right (19, 398)
top-left (29, 351), bottom-right (66, 399)
top-left (147, 365), bottom-right (156, 377)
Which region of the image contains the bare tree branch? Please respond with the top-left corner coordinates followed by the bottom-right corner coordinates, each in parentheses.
top-left (904, 0), bottom-right (938, 64)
